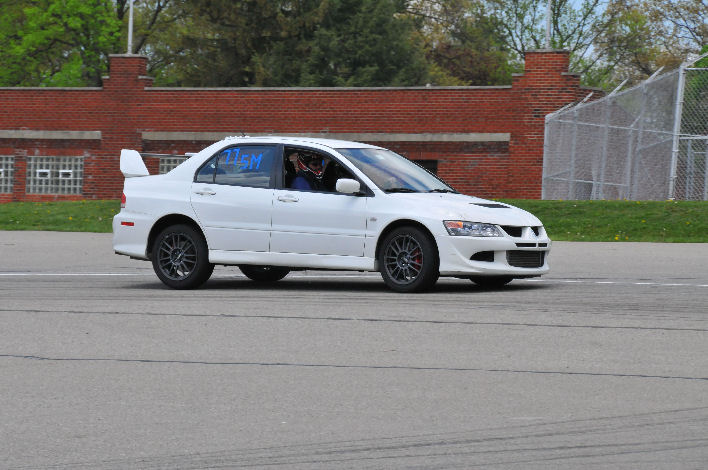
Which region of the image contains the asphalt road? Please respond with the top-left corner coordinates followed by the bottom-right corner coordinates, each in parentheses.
top-left (1, 232), bottom-right (707, 469)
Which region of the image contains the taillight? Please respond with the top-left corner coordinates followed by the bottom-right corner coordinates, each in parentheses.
top-left (121, 193), bottom-right (126, 208)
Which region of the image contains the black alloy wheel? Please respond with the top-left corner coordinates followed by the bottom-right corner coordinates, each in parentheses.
top-left (238, 265), bottom-right (290, 282)
top-left (379, 226), bottom-right (439, 293)
top-left (152, 224), bottom-right (214, 289)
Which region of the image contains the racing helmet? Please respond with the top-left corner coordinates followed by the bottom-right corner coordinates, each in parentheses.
top-left (296, 153), bottom-right (324, 179)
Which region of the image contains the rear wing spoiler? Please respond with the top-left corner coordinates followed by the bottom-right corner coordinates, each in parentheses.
top-left (120, 149), bottom-right (195, 178)
top-left (120, 149), bottom-right (149, 178)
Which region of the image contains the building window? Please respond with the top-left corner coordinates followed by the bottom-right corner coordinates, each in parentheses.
top-left (26, 156), bottom-right (83, 195)
top-left (0, 156), bottom-right (13, 194)
top-left (159, 156), bottom-right (188, 174)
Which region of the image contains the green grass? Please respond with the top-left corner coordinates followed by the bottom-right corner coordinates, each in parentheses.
top-left (501, 199), bottom-right (708, 243)
top-left (0, 200), bottom-right (120, 233)
top-left (0, 199), bottom-right (706, 242)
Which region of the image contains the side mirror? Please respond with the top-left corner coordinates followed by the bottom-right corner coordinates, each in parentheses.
top-left (335, 178), bottom-right (361, 194)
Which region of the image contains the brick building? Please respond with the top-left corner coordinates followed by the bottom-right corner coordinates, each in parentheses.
top-left (0, 50), bottom-right (592, 203)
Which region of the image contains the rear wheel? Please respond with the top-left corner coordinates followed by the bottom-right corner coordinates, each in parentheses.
top-left (152, 224), bottom-right (213, 289)
top-left (379, 226), bottom-right (439, 293)
top-left (239, 265), bottom-right (290, 283)
top-left (470, 276), bottom-right (513, 288)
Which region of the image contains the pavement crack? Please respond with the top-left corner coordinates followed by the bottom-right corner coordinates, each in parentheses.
top-left (1, 354), bottom-right (706, 381)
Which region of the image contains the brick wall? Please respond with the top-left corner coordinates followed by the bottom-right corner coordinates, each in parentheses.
top-left (0, 50), bottom-right (593, 202)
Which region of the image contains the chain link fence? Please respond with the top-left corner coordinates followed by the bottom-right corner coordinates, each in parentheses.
top-left (543, 53), bottom-right (708, 200)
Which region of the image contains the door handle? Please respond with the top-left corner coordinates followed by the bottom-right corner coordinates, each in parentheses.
top-left (194, 189), bottom-right (216, 196)
top-left (277, 195), bottom-right (299, 203)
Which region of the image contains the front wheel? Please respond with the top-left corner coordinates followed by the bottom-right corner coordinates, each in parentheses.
top-left (152, 224), bottom-right (214, 289)
top-left (239, 265), bottom-right (290, 283)
top-left (379, 226), bottom-right (439, 293)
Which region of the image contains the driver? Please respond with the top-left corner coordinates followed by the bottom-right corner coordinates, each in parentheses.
top-left (291, 153), bottom-right (326, 191)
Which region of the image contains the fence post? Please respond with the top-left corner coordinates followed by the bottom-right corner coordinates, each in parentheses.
top-left (704, 139), bottom-right (708, 201)
top-left (628, 69), bottom-right (663, 200)
top-left (594, 81), bottom-right (626, 199)
top-left (627, 92), bottom-right (646, 200)
top-left (624, 118), bottom-right (636, 200)
top-left (685, 139), bottom-right (694, 199)
top-left (669, 63), bottom-right (687, 200)
top-left (568, 107), bottom-right (579, 199)
top-left (542, 114), bottom-right (550, 199)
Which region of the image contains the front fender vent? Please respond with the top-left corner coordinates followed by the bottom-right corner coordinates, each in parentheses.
top-left (471, 251), bottom-right (495, 262)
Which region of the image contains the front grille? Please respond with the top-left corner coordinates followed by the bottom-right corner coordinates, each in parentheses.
top-left (500, 226), bottom-right (522, 237)
top-left (507, 251), bottom-right (545, 268)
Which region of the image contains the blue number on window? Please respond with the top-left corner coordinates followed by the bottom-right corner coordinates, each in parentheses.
top-left (237, 152), bottom-right (250, 169)
top-left (221, 147), bottom-right (263, 171)
top-left (249, 153), bottom-right (262, 170)
top-left (223, 147), bottom-right (241, 165)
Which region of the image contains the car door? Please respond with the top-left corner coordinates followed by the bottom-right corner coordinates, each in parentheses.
top-left (190, 144), bottom-right (277, 252)
top-left (271, 150), bottom-right (369, 257)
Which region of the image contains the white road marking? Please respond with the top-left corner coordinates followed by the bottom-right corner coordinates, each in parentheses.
top-left (0, 272), bottom-right (705, 287)
top-left (0, 272), bottom-right (151, 276)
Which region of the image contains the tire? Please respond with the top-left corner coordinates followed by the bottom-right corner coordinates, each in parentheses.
top-left (379, 226), bottom-right (439, 293)
top-left (151, 224), bottom-right (214, 289)
top-left (470, 276), bottom-right (513, 288)
top-left (238, 265), bottom-right (290, 283)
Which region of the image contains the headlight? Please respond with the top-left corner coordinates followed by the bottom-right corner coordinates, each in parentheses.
top-left (443, 220), bottom-right (502, 237)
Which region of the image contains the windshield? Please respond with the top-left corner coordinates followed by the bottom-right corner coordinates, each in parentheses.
top-left (337, 148), bottom-right (455, 193)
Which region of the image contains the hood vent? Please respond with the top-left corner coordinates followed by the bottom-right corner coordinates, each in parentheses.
top-left (471, 203), bottom-right (509, 209)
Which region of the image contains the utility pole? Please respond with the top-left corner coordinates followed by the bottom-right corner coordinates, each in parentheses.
top-left (545, 0), bottom-right (552, 48)
top-left (127, 0), bottom-right (134, 54)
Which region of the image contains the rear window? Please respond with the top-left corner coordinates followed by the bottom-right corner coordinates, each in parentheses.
top-left (195, 145), bottom-right (276, 188)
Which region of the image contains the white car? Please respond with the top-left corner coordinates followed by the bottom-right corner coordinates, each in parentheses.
top-left (113, 136), bottom-right (550, 292)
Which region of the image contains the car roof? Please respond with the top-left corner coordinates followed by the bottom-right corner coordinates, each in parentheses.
top-left (220, 135), bottom-right (381, 150)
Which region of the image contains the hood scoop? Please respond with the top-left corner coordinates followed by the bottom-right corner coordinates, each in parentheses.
top-left (471, 203), bottom-right (509, 209)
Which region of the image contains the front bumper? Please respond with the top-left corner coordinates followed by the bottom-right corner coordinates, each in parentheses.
top-left (436, 233), bottom-right (551, 277)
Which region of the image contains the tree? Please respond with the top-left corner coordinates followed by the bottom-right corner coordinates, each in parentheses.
top-left (648, 0), bottom-right (707, 51)
top-left (0, 0), bottom-right (121, 86)
top-left (141, 0), bottom-right (287, 86)
top-left (115, 0), bottom-right (175, 55)
top-left (594, 0), bottom-right (706, 86)
top-left (486, 0), bottom-right (613, 76)
top-left (406, 0), bottom-right (516, 85)
top-left (144, 0), bottom-right (430, 87)
top-left (295, 0), bottom-right (429, 86)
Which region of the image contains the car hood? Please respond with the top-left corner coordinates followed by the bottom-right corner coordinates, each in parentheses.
top-left (385, 193), bottom-right (543, 226)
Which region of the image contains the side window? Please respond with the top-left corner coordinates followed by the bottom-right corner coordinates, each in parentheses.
top-left (195, 156), bottom-right (218, 183)
top-left (322, 159), bottom-right (356, 192)
top-left (213, 145), bottom-right (275, 188)
top-left (284, 147), bottom-right (357, 193)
